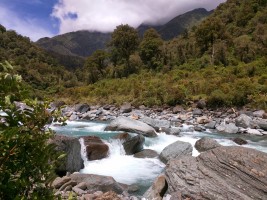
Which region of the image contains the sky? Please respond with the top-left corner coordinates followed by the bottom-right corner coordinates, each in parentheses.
top-left (0, 0), bottom-right (226, 41)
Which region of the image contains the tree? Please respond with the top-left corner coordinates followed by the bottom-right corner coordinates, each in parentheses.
top-left (0, 61), bottom-right (62, 199)
top-left (109, 24), bottom-right (139, 75)
top-left (84, 50), bottom-right (108, 83)
top-left (139, 28), bottom-right (163, 70)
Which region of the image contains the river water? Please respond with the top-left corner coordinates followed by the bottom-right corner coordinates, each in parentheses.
top-left (50, 120), bottom-right (267, 194)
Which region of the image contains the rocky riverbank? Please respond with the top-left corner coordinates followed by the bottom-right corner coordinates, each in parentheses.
top-left (49, 101), bottom-right (267, 200)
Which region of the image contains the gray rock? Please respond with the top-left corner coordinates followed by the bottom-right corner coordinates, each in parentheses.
top-left (246, 128), bottom-right (263, 136)
top-left (74, 103), bottom-right (90, 113)
top-left (172, 106), bottom-right (183, 114)
top-left (75, 182), bottom-right (87, 190)
top-left (134, 149), bottom-right (158, 158)
top-left (49, 135), bottom-right (83, 175)
top-left (160, 127), bottom-right (181, 135)
top-left (196, 116), bottom-right (210, 124)
top-left (143, 175), bottom-right (167, 200)
top-left (70, 173), bottom-right (125, 194)
top-left (165, 146), bottom-right (267, 200)
top-left (205, 121), bottom-right (217, 129)
top-left (235, 114), bottom-right (252, 128)
top-left (120, 103), bottom-right (132, 113)
top-left (140, 116), bottom-right (171, 129)
top-left (192, 109), bottom-right (202, 116)
top-left (253, 110), bottom-right (266, 118)
top-left (216, 123), bottom-right (239, 134)
top-left (194, 137), bottom-right (221, 152)
top-left (159, 141), bottom-right (193, 164)
top-left (122, 135), bottom-right (145, 155)
top-left (257, 120), bottom-right (267, 131)
top-left (58, 180), bottom-right (77, 191)
top-left (105, 116), bottom-right (157, 137)
top-left (196, 99), bottom-right (206, 109)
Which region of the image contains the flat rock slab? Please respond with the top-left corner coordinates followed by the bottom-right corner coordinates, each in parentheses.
top-left (105, 116), bottom-right (157, 137)
top-left (165, 146), bottom-right (267, 200)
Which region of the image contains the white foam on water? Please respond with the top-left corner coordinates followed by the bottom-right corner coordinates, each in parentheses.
top-left (80, 139), bottom-right (165, 184)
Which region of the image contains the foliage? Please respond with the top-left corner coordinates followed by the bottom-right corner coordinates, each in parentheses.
top-left (0, 62), bottom-right (62, 199)
top-left (109, 24), bottom-right (139, 75)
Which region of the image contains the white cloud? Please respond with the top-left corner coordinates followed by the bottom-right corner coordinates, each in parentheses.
top-left (52, 0), bottom-right (226, 34)
top-left (0, 5), bottom-right (54, 41)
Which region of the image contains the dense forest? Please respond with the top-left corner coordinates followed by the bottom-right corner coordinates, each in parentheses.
top-left (1, 0), bottom-right (267, 109)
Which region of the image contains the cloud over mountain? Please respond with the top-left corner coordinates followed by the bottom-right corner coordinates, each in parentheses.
top-left (52, 0), bottom-right (226, 34)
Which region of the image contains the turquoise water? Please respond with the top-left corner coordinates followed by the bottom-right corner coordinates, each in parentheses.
top-left (50, 120), bottom-right (267, 195)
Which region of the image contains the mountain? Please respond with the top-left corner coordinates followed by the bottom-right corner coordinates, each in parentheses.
top-left (157, 8), bottom-right (212, 40)
top-left (36, 31), bottom-right (111, 58)
top-left (36, 8), bottom-right (211, 59)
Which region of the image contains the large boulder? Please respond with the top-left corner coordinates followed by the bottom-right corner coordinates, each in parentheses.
top-left (159, 141), bottom-right (193, 164)
top-left (122, 134), bottom-right (145, 155)
top-left (81, 136), bottom-right (109, 161)
top-left (194, 137), bottom-right (222, 152)
top-left (139, 116), bottom-right (171, 130)
top-left (216, 123), bottom-right (239, 134)
top-left (256, 120), bottom-right (267, 131)
top-left (105, 116), bottom-right (157, 137)
top-left (70, 173), bottom-right (125, 194)
top-left (165, 146), bottom-right (267, 200)
top-left (235, 114), bottom-right (252, 128)
top-left (50, 135), bottom-right (83, 175)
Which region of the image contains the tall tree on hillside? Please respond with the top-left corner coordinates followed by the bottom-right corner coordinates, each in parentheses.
top-left (109, 24), bottom-right (139, 75)
top-left (139, 28), bottom-right (163, 70)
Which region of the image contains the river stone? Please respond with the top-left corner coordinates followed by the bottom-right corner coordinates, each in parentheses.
top-left (192, 108), bottom-right (202, 116)
top-left (160, 127), bottom-right (181, 135)
top-left (139, 116), bottom-right (171, 129)
top-left (143, 175), bottom-right (168, 200)
top-left (159, 141), bottom-right (193, 164)
top-left (256, 120), bottom-right (267, 131)
top-left (246, 128), bottom-right (263, 136)
top-left (49, 135), bottom-right (84, 175)
top-left (172, 105), bottom-right (183, 114)
top-left (253, 110), bottom-right (265, 118)
top-left (70, 173), bottom-right (125, 194)
top-left (105, 116), bottom-right (157, 137)
top-left (235, 114), bottom-right (252, 128)
top-left (82, 136), bottom-right (109, 160)
top-left (134, 149), bottom-right (158, 158)
top-left (196, 116), bottom-right (210, 124)
top-left (196, 99), bottom-right (206, 109)
top-left (52, 176), bottom-right (71, 189)
top-left (120, 103), bottom-right (132, 113)
top-left (232, 137), bottom-right (248, 145)
top-left (205, 121), bottom-right (217, 129)
top-left (165, 146), bottom-right (267, 200)
top-left (194, 137), bottom-right (221, 152)
top-left (216, 123), bottom-right (239, 134)
top-left (74, 103), bottom-right (90, 113)
top-left (122, 134), bottom-right (145, 155)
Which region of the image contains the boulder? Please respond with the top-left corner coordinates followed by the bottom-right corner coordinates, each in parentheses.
top-left (194, 137), bottom-right (221, 152)
top-left (159, 141), bottom-right (193, 164)
top-left (165, 146), bottom-right (267, 200)
top-left (70, 173), bottom-right (125, 194)
top-left (196, 99), bottom-right (206, 109)
top-left (82, 136), bottom-right (109, 161)
top-left (52, 176), bottom-right (71, 189)
top-left (160, 127), bottom-right (181, 135)
top-left (139, 116), bottom-right (171, 130)
top-left (235, 114), bottom-right (252, 128)
top-left (143, 175), bottom-right (168, 200)
top-left (113, 132), bottom-right (131, 141)
top-left (105, 116), bottom-right (157, 137)
top-left (205, 121), bottom-right (217, 129)
top-left (256, 120), bottom-right (267, 131)
top-left (74, 103), bottom-right (90, 113)
top-left (253, 110), bottom-right (265, 118)
top-left (120, 103), bottom-right (132, 113)
top-left (232, 137), bottom-right (248, 145)
top-left (49, 135), bottom-right (84, 175)
top-left (216, 123), bottom-right (239, 134)
top-left (122, 134), bottom-right (145, 155)
top-left (192, 109), bottom-right (202, 116)
top-left (134, 149), bottom-right (158, 158)
top-left (246, 128), bottom-right (263, 136)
